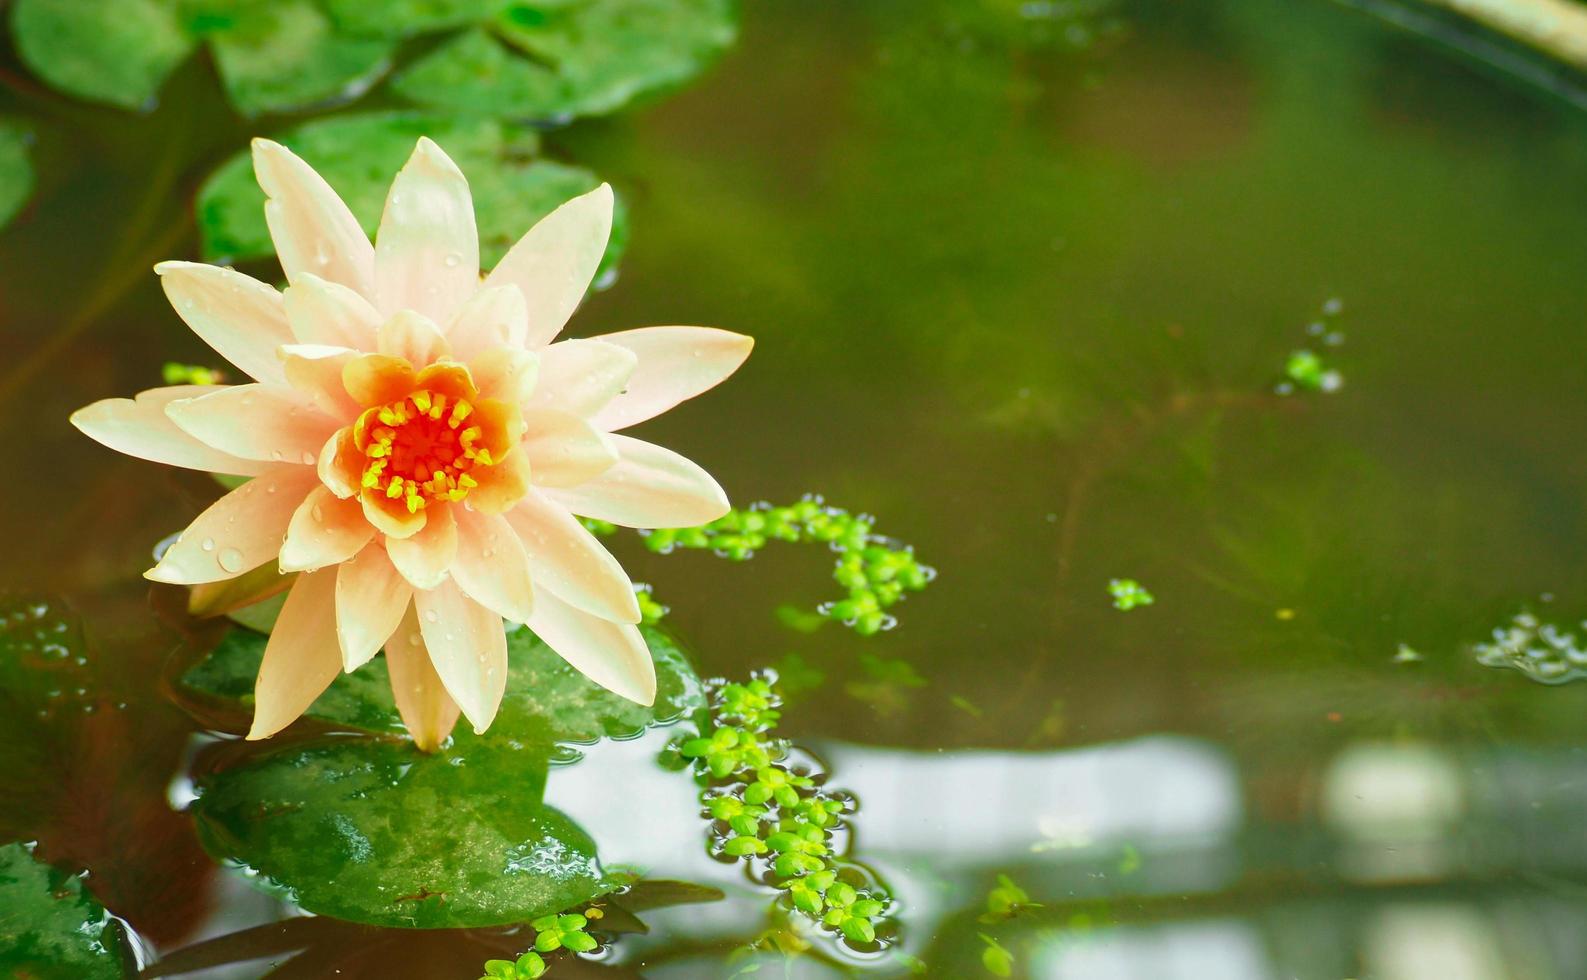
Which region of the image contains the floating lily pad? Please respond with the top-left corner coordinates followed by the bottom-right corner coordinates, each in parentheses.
top-left (11, 0), bottom-right (391, 116)
top-left (0, 842), bottom-right (136, 979)
top-left (195, 111), bottom-right (627, 274)
top-left (391, 0), bottom-right (737, 120)
top-left (323, 0), bottom-right (510, 38)
top-left (0, 121), bottom-right (36, 232)
top-left (388, 28), bottom-right (564, 119)
top-left (192, 738), bottom-right (608, 928)
top-left (10, 0), bottom-right (195, 110)
top-left (181, 623), bottom-right (702, 750)
top-left (202, 0), bottom-right (395, 118)
top-left (185, 623), bottom-right (703, 927)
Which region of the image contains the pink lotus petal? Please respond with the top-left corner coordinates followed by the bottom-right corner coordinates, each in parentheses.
top-left (446, 285), bottom-right (527, 362)
top-left (542, 434), bottom-right (729, 528)
top-left (280, 344), bottom-right (361, 418)
top-left (525, 588), bottom-right (655, 706)
top-left (505, 488), bottom-right (640, 624)
top-left (526, 339), bottom-right (636, 419)
top-left (283, 272), bottom-right (382, 350)
top-left (384, 602), bottom-right (460, 751)
top-left (247, 567), bottom-right (342, 740)
top-left (155, 262), bottom-right (293, 385)
top-left (337, 544), bottom-right (412, 671)
top-left (386, 502), bottom-right (457, 589)
top-left (590, 326), bottom-right (754, 431)
top-left (414, 581), bottom-right (508, 734)
top-left (253, 138), bottom-right (375, 299)
top-left (522, 408), bottom-right (618, 488)
top-left (452, 509), bottom-right (535, 624)
top-left (71, 386), bottom-right (270, 477)
top-left (483, 184), bottom-right (612, 349)
top-left (279, 486), bottom-right (374, 573)
top-left (373, 138), bottom-right (478, 324)
top-left (376, 309), bottom-right (449, 367)
top-left (468, 347), bottom-right (538, 406)
top-left (165, 383), bottom-right (340, 464)
top-left (147, 465), bottom-right (317, 584)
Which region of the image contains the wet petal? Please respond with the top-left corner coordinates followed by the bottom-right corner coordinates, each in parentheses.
top-left (373, 137), bottom-right (479, 324)
top-left (377, 309), bottom-right (449, 367)
top-left (283, 272), bottom-right (382, 350)
top-left (463, 450), bottom-right (531, 515)
top-left (247, 567), bottom-right (342, 740)
top-left (71, 385), bottom-right (270, 477)
top-left (318, 428), bottom-right (362, 498)
top-left (414, 580), bottom-right (508, 734)
top-left (280, 344), bottom-right (361, 418)
top-left (155, 261), bottom-right (293, 385)
top-left (361, 489), bottom-right (427, 538)
top-left (483, 184), bottom-right (612, 349)
top-left (467, 347), bottom-right (538, 406)
top-left (590, 326), bottom-right (753, 431)
top-left (386, 502), bottom-right (457, 589)
top-left (343, 352), bottom-right (417, 407)
top-left (166, 383), bottom-right (340, 464)
top-left (446, 285), bottom-right (528, 362)
top-left (505, 489), bottom-right (639, 624)
top-left (526, 339), bottom-right (636, 419)
top-left (253, 138), bottom-right (375, 298)
top-left (521, 408), bottom-right (618, 488)
top-left (452, 509), bottom-right (534, 624)
top-left (541, 434), bottom-right (729, 528)
top-left (337, 544), bottom-right (412, 671)
top-left (384, 603), bottom-right (460, 751)
top-left (525, 589), bottom-right (655, 706)
top-left (279, 486), bottom-right (374, 573)
top-left (147, 466), bottom-right (317, 584)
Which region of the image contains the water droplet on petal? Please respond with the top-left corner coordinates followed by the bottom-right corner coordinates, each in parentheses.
top-left (201, 538), bottom-right (216, 552)
top-left (218, 547), bottom-right (245, 573)
top-left (424, 610), bottom-right (439, 624)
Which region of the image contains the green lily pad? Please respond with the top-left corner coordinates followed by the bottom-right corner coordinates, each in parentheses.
top-left (184, 623), bottom-right (703, 927)
top-left (182, 623), bottom-right (702, 751)
top-left (194, 111), bottom-right (627, 274)
top-left (0, 842), bottom-right (136, 979)
top-left (202, 0), bottom-right (395, 118)
top-left (391, 0), bottom-right (737, 120)
top-left (323, 0), bottom-right (510, 38)
top-left (11, 0), bottom-right (392, 116)
top-left (389, 28), bottom-right (564, 119)
top-left (0, 120), bottom-right (36, 232)
top-left (192, 738), bottom-right (608, 928)
top-left (10, 0), bottom-right (194, 110)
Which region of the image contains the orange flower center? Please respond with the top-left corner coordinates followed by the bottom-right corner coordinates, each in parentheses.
top-left (354, 389), bottom-right (491, 514)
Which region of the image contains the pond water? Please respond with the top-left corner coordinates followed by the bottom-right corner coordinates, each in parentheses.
top-left (7, 0), bottom-right (1587, 977)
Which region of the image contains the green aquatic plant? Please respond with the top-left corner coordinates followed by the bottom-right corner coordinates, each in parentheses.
top-left (1474, 606), bottom-right (1587, 684)
top-left (178, 624), bottom-right (706, 928)
top-left (676, 673), bottom-right (896, 947)
top-left (978, 932), bottom-right (1014, 977)
top-left (1107, 577), bottom-right (1154, 610)
top-left (160, 361), bottom-right (224, 386)
top-left (844, 652), bottom-right (927, 715)
top-left (0, 841), bottom-right (137, 978)
top-left (979, 873), bottom-right (1041, 923)
top-left (481, 951), bottom-right (547, 980)
top-left (600, 497), bottom-right (936, 635)
top-left (1276, 298), bottom-right (1346, 395)
top-left (9, 0), bottom-right (735, 119)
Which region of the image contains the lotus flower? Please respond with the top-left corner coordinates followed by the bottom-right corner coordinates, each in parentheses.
top-left (71, 138), bottom-right (751, 750)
